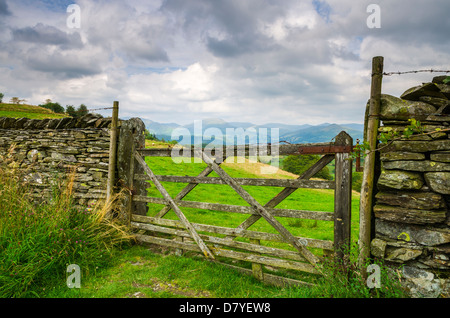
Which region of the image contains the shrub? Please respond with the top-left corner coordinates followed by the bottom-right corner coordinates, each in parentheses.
top-left (282, 154), bottom-right (333, 180)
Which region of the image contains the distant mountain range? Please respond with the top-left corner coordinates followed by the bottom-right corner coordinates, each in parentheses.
top-left (135, 117), bottom-right (364, 145)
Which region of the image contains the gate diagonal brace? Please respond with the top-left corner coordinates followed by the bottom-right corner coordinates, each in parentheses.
top-left (134, 151), bottom-right (215, 260)
top-left (196, 149), bottom-right (322, 268)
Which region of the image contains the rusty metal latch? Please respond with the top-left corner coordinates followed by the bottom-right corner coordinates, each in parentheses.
top-left (297, 145), bottom-right (353, 154)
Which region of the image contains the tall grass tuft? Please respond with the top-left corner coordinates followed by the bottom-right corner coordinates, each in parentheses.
top-left (310, 243), bottom-right (407, 298)
top-left (0, 147), bottom-right (132, 297)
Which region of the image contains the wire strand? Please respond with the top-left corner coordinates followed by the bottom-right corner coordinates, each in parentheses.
top-left (381, 69), bottom-right (450, 76)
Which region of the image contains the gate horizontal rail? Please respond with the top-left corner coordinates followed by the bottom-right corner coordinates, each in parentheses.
top-left (134, 175), bottom-right (335, 189)
top-left (137, 141), bottom-right (355, 157)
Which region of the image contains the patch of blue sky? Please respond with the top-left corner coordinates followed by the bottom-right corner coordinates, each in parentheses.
top-left (348, 36), bottom-right (363, 56)
top-left (127, 65), bottom-right (187, 75)
top-left (17, 0), bottom-right (76, 12)
top-left (312, 0), bottom-right (332, 23)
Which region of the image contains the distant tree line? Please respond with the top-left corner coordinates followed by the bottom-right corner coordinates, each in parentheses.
top-left (38, 99), bottom-right (89, 118)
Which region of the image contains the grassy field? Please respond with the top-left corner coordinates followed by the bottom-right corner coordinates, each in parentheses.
top-left (0, 103), bottom-right (67, 119)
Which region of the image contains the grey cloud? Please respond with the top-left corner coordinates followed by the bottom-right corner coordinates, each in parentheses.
top-left (12, 23), bottom-right (83, 49)
top-left (0, 0), bottom-right (11, 16)
top-left (161, 0), bottom-right (287, 57)
top-left (25, 50), bottom-right (102, 79)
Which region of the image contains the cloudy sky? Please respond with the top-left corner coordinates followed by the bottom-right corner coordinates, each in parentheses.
top-left (1, 0), bottom-right (449, 125)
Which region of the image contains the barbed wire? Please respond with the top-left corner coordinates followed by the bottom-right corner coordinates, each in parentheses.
top-left (87, 107), bottom-right (114, 112)
top-left (381, 69), bottom-right (450, 76)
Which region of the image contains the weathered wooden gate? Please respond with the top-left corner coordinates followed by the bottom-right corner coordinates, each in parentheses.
top-left (127, 131), bottom-right (353, 287)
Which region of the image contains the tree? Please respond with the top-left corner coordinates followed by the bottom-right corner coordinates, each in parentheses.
top-left (144, 129), bottom-right (158, 141)
top-left (10, 97), bottom-right (19, 104)
top-left (282, 154), bottom-right (333, 180)
top-left (65, 105), bottom-right (77, 117)
top-left (0, 93), bottom-right (4, 103)
top-left (40, 101), bottom-right (65, 113)
top-left (76, 104), bottom-right (88, 117)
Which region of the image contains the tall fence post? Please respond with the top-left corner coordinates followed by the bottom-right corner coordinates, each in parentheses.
top-left (106, 101), bottom-right (119, 203)
top-left (358, 56), bottom-right (384, 271)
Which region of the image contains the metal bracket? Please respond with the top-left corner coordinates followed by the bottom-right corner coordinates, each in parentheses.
top-left (297, 145), bottom-right (353, 154)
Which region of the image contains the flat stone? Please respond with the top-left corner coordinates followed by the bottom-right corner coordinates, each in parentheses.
top-left (401, 82), bottom-right (446, 101)
top-left (381, 94), bottom-right (436, 121)
top-left (51, 152), bottom-right (76, 162)
top-left (432, 76), bottom-right (449, 84)
top-left (386, 246), bottom-right (422, 262)
top-left (375, 191), bottom-right (446, 210)
top-left (378, 170), bottom-right (424, 190)
top-left (382, 160), bottom-right (450, 172)
top-left (424, 172), bottom-right (450, 194)
top-left (374, 204), bottom-right (447, 224)
top-left (375, 219), bottom-right (450, 246)
top-left (436, 84), bottom-right (450, 99)
top-left (418, 96), bottom-right (450, 109)
top-left (380, 152), bottom-right (425, 161)
top-left (382, 139), bottom-right (450, 153)
top-left (430, 151), bottom-right (450, 163)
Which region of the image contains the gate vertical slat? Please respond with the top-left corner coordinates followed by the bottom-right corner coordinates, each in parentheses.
top-left (126, 133), bottom-right (136, 226)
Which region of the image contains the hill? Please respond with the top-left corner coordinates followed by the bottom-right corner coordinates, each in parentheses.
top-left (0, 103), bottom-right (67, 119)
top-left (138, 117), bottom-right (364, 145)
top-left (279, 123), bottom-right (363, 144)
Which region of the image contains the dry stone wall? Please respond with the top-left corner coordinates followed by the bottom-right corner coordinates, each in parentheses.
top-left (0, 113), bottom-right (145, 213)
top-left (371, 75), bottom-right (450, 297)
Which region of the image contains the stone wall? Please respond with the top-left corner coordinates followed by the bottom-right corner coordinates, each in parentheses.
top-left (370, 75), bottom-right (450, 297)
top-left (0, 114), bottom-right (146, 214)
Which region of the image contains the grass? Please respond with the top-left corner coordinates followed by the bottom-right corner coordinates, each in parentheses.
top-left (0, 103), bottom-right (67, 119)
top-left (0, 141), bottom-right (407, 298)
top-left (0, 149), bottom-right (131, 298)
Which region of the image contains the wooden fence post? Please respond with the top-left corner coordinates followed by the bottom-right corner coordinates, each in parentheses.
top-left (106, 101), bottom-right (119, 204)
top-left (334, 131), bottom-right (353, 266)
top-left (358, 56), bottom-right (384, 271)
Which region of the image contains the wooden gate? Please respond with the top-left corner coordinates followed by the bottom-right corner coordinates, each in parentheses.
top-left (127, 131), bottom-right (353, 287)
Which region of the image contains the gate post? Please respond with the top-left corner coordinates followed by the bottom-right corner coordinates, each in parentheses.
top-left (359, 56), bottom-right (384, 271)
top-left (117, 117), bottom-right (147, 220)
top-left (106, 101), bottom-right (119, 204)
top-left (334, 131), bottom-right (353, 266)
